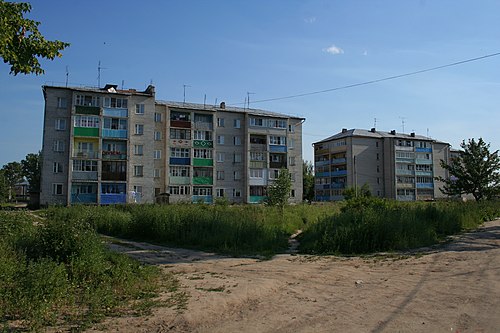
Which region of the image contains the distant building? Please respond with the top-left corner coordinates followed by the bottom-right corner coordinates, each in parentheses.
top-left (40, 84), bottom-right (304, 206)
top-left (313, 128), bottom-right (451, 201)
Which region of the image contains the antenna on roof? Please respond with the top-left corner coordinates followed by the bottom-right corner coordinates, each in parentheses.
top-left (97, 61), bottom-right (107, 88)
top-left (399, 116), bottom-right (406, 133)
top-left (247, 92), bottom-right (255, 110)
top-left (203, 94), bottom-right (207, 108)
top-left (373, 117), bottom-right (377, 129)
top-left (427, 128), bottom-right (430, 138)
top-left (214, 98), bottom-right (218, 107)
top-left (121, 80), bottom-right (125, 90)
top-left (65, 66), bottom-right (69, 87)
top-left (183, 84), bottom-right (191, 105)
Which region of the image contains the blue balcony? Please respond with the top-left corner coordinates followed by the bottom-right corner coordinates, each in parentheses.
top-left (331, 183), bottom-right (345, 189)
top-left (331, 170), bottom-right (347, 176)
top-left (103, 108), bottom-right (128, 117)
top-left (249, 196), bottom-right (266, 203)
top-left (192, 195), bottom-right (213, 203)
top-left (416, 183), bottom-right (434, 189)
top-left (415, 171), bottom-right (433, 177)
top-left (269, 145), bottom-right (287, 153)
top-left (102, 129), bottom-right (127, 138)
top-left (101, 193), bottom-right (127, 204)
top-left (415, 158), bottom-right (433, 165)
top-left (315, 195), bottom-right (330, 202)
top-left (331, 158), bottom-right (347, 164)
top-left (315, 160), bottom-right (330, 167)
top-left (316, 172), bottom-right (330, 177)
top-left (71, 193), bottom-right (97, 204)
top-left (415, 147), bottom-right (432, 153)
top-left (170, 157), bottom-right (190, 165)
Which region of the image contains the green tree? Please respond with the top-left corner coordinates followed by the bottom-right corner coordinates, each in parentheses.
top-left (2, 161), bottom-right (23, 201)
top-left (0, 0), bottom-right (69, 75)
top-left (0, 169), bottom-right (9, 203)
top-left (438, 138), bottom-right (500, 201)
top-left (21, 151), bottom-right (41, 192)
top-left (303, 160), bottom-right (314, 202)
top-left (267, 168), bottom-right (292, 213)
top-left (343, 183), bottom-right (371, 201)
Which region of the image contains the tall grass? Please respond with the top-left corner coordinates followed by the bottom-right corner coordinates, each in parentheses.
top-left (299, 199), bottom-right (500, 255)
top-left (0, 211), bottom-right (162, 331)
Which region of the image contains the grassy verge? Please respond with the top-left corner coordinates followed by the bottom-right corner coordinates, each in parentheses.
top-left (0, 211), bottom-right (175, 332)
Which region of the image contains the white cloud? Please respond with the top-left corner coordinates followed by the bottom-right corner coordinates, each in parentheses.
top-left (363, 50), bottom-right (368, 56)
top-left (323, 44), bottom-right (344, 55)
top-left (304, 17), bottom-right (316, 24)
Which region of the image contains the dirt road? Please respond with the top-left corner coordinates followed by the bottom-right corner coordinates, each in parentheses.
top-left (90, 219), bottom-right (500, 333)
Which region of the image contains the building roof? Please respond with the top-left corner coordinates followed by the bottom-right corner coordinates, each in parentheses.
top-left (314, 128), bottom-right (449, 145)
top-left (157, 100), bottom-right (305, 120)
top-left (42, 84), bottom-right (155, 97)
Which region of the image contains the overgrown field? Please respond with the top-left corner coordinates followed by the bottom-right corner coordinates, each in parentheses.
top-left (0, 211), bottom-right (176, 332)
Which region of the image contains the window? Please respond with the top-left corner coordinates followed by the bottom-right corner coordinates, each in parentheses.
top-left (74, 115), bottom-right (99, 128)
top-left (233, 153), bottom-right (242, 163)
top-left (134, 124), bottom-right (144, 135)
top-left (154, 168), bottom-right (160, 178)
top-left (250, 169), bottom-right (263, 178)
top-left (193, 149), bottom-right (212, 159)
top-left (269, 136), bottom-right (286, 145)
top-left (377, 165), bottom-right (380, 173)
top-left (154, 131), bottom-right (162, 141)
top-left (135, 104), bottom-right (145, 114)
top-left (134, 165), bottom-right (143, 177)
top-left (291, 189), bottom-right (295, 198)
top-left (134, 145), bottom-right (143, 156)
top-left (217, 135), bottom-right (225, 145)
top-left (217, 118), bottom-right (224, 127)
top-left (72, 160), bottom-right (97, 171)
top-left (217, 171), bottom-right (225, 180)
top-left (170, 166), bottom-right (190, 177)
top-left (288, 124), bottom-right (294, 133)
top-left (169, 185), bottom-right (191, 195)
top-left (288, 138), bottom-right (295, 148)
top-left (233, 136), bottom-right (241, 146)
top-left (234, 119), bottom-right (241, 128)
top-left (217, 152), bottom-right (225, 162)
top-left (133, 185), bottom-right (143, 194)
top-left (193, 187), bottom-right (212, 196)
top-left (234, 171), bottom-right (241, 180)
top-left (155, 188), bottom-right (161, 197)
top-left (57, 97), bottom-right (67, 108)
top-left (170, 111), bottom-right (190, 121)
top-left (250, 117), bottom-right (264, 127)
top-left (52, 183), bottom-right (63, 195)
top-left (53, 140), bottom-right (65, 152)
top-left (103, 118), bottom-right (127, 130)
top-left (232, 189), bottom-right (241, 197)
top-left (269, 119), bottom-right (286, 129)
top-left (170, 147), bottom-right (190, 158)
top-left (377, 153), bottom-right (380, 160)
top-left (55, 119), bottom-right (66, 130)
top-left (376, 141), bottom-right (379, 148)
top-left (75, 95), bottom-right (99, 107)
top-left (193, 130), bottom-right (212, 141)
top-left (154, 150), bottom-right (161, 159)
top-left (289, 156), bottom-right (296, 166)
top-left (377, 177), bottom-right (381, 185)
top-left (250, 152), bottom-right (265, 161)
top-left (216, 188), bottom-right (225, 197)
top-left (53, 162), bottom-right (63, 173)
top-left (154, 112), bottom-right (162, 122)
top-left (104, 97), bottom-right (128, 108)
top-left (170, 129), bottom-right (191, 140)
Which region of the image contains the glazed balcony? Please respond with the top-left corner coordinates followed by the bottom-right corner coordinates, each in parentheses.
top-left (73, 150), bottom-right (99, 159)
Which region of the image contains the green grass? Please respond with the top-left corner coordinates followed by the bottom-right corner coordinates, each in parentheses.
top-left (0, 210), bottom-right (172, 332)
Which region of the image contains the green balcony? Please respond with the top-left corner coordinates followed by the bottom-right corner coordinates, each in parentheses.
top-left (74, 127), bottom-right (99, 137)
top-left (193, 158), bottom-right (213, 166)
top-left (193, 140), bottom-right (213, 148)
top-left (193, 176), bottom-right (213, 185)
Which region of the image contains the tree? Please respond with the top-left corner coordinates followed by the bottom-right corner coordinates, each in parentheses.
top-left (0, 169), bottom-right (9, 203)
top-left (438, 138), bottom-right (500, 201)
top-left (21, 151), bottom-right (41, 192)
top-left (267, 168), bottom-right (292, 212)
top-left (0, 0), bottom-right (69, 75)
top-left (2, 161), bottom-right (23, 201)
top-left (343, 183), bottom-right (371, 201)
top-left (303, 160), bottom-right (314, 202)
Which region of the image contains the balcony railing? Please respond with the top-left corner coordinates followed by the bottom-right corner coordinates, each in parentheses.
top-left (71, 193), bottom-right (98, 204)
top-left (102, 151), bottom-right (127, 160)
top-left (269, 145), bottom-right (287, 153)
top-left (193, 177), bottom-right (213, 185)
top-left (102, 129), bottom-right (127, 139)
top-left (331, 158), bottom-right (347, 164)
top-left (315, 160), bottom-right (330, 167)
top-left (415, 158), bottom-right (433, 165)
top-left (396, 169), bottom-right (415, 176)
top-left (249, 196), bottom-right (266, 203)
top-left (100, 193), bottom-right (127, 204)
top-left (331, 170), bottom-right (347, 176)
top-left (416, 183), bottom-right (434, 189)
top-left (192, 195), bottom-right (213, 203)
top-left (193, 158), bottom-right (213, 167)
top-left (270, 161), bottom-right (287, 169)
top-left (396, 183), bottom-right (415, 189)
top-left (75, 105), bottom-right (100, 115)
top-left (193, 122), bottom-right (213, 130)
top-left (395, 145), bottom-right (414, 151)
top-left (72, 171), bottom-right (98, 181)
top-left (415, 147), bottom-right (432, 153)
top-left (73, 150), bottom-right (99, 159)
top-left (170, 120), bottom-right (191, 128)
top-left (250, 143), bottom-right (266, 151)
top-left (74, 127), bottom-right (99, 137)
top-left (193, 140), bottom-right (213, 148)
top-left (397, 195), bottom-right (415, 201)
top-left (103, 108), bottom-right (128, 117)
top-left (169, 176), bottom-right (190, 185)
top-left (101, 172), bottom-right (126, 181)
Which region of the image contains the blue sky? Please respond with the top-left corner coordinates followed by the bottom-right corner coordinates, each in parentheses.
top-left (1, 0), bottom-right (500, 166)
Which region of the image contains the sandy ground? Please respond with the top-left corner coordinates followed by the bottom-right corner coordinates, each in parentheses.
top-left (89, 219), bottom-right (500, 333)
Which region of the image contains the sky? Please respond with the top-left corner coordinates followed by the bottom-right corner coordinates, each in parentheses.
top-left (1, 0), bottom-right (500, 166)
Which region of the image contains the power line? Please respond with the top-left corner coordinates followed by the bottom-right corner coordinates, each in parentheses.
top-left (229, 52), bottom-right (500, 106)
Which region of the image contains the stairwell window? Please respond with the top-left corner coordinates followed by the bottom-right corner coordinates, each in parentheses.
top-left (135, 104), bottom-right (145, 114)
top-left (134, 166), bottom-right (144, 177)
top-left (55, 119), bottom-right (66, 130)
top-left (52, 183), bottom-right (63, 195)
top-left (134, 124), bottom-right (144, 135)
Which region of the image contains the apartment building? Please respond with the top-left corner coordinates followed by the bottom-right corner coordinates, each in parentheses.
top-left (313, 128), bottom-right (451, 201)
top-left (40, 84), bottom-right (304, 206)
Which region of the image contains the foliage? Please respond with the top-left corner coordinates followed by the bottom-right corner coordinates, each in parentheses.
top-left (1, 161), bottom-right (23, 201)
top-left (299, 199), bottom-right (500, 255)
top-left (0, 211), bottom-right (164, 331)
top-left (267, 168), bottom-right (292, 212)
top-left (0, 0), bottom-right (69, 75)
top-left (302, 160), bottom-right (315, 202)
top-left (438, 138), bottom-right (500, 201)
top-left (0, 170), bottom-right (9, 203)
top-left (21, 151), bottom-right (41, 192)
top-left (342, 183), bottom-right (371, 201)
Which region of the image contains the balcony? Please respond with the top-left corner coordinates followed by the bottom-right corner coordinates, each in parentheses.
top-left (269, 145), bottom-right (287, 153)
top-left (71, 193), bottom-right (97, 204)
top-left (331, 170), bottom-right (347, 176)
top-left (194, 122), bottom-right (213, 130)
top-left (73, 150), bottom-right (99, 159)
top-left (72, 171), bottom-right (98, 181)
top-left (415, 170), bottom-right (433, 177)
top-left (102, 129), bottom-right (127, 139)
top-left (74, 127), bottom-right (99, 137)
top-left (396, 157), bottom-right (415, 163)
top-left (193, 158), bottom-right (213, 167)
top-left (103, 108), bottom-right (128, 117)
top-left (249, 196), bottom-right (266, 203)
top-left (396, 169), bottom-right (415, 176)
top-left (250, 161), bottom-right (266, 168)
top-left (170, 120), bottom-right (191, 128)
top-left (193, 140), bottom-right (213, 148)
top-left (170, 176), bottom-right (190, 185)
top-left (192, 195), bottom-right (212, 204)
top-left (396, 183), bottom-right (415, 189)
top-left (395, 145), bottom-right (414, 151)
top-left (100, 193), bottom-right (127, 204)
top-left (415, 158), bottom-right (433, 165)
top-left (193, 177), bottom-right (213, 185)
top-left (416, 183), bottom-right (434, 189)
top-left (331, 158), bottom-right (346, 165)
top-left (250, 143), bottom-right (266, 151)
top-left (315, 172), bottom-right (330, 177)
top-left (415, 147), bottom-right (432, 153)
top-left (75, 105), bottom-right (99, 115)
top-left (270, 161), bottom-right (287, 169)
top-left (331, 183), bottom-right (345, 189)
top-left (315, 160), bottom-right (330, 167)
top-left (170, 157), bottom-right (191, 165)
top-left (397, 195), bottom-right (416, 201)
top-left (101, 171), bottom-right (126, 181)
top-left (102, 150), bottom-right (127, 160)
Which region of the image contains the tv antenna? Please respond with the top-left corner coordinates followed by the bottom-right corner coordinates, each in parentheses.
top-left (97, 61), bottom-right (107, 88)
top-left (65, 66), bottom-right (69, 87)
top-left (373, 117), bottom-right (377, 129)
top-left (246, 92), bottom-right (255, 109)
top-left (399, 116), bottom-right (406, 133)
top-left (183, 84), bottom-right (191, 105)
